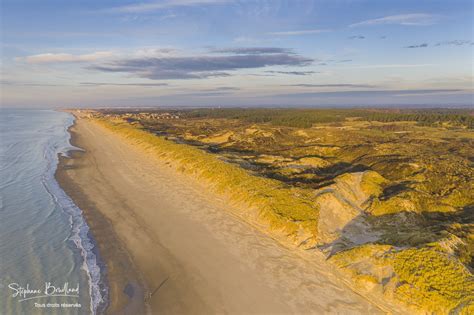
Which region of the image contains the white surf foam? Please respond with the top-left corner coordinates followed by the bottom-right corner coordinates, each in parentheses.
top-left (41, 113), bottom-right (107, 315)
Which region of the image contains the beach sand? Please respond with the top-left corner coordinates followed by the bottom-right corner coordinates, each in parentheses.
top-left (56, 115), bottom-right (387, 314)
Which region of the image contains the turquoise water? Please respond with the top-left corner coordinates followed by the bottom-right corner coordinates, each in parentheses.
top-left (0, 109), bottom-right (106, 314)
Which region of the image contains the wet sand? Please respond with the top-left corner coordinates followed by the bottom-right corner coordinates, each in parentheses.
top-left (56, 115), bottom-right (387, 314)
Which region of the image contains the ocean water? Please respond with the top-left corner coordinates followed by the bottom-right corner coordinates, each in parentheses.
top-left (0, 109), bottom-right (106, 315)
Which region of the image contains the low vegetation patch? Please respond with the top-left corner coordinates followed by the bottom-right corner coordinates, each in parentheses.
top-left (392, 247), bottom-right (474, 313)
top-left (331, 245), bottom-right (474, 314)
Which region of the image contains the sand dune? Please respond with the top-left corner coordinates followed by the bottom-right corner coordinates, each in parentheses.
top-left (57, 116), bottom-right (387, 314)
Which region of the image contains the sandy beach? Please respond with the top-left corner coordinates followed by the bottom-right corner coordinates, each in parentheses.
top-left (56, 115), bottom-right (386, 314)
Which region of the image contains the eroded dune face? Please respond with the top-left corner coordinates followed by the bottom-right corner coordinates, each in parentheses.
top-left (90, 109), bottom-right (474, 314)
top-left (315, 171), bottom-right (382, 246)
top-left (315, 171), bottom-right (474, 314)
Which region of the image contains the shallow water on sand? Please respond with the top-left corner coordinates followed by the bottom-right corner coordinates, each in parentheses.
top-left (0, 109), bottom-right (106, 314)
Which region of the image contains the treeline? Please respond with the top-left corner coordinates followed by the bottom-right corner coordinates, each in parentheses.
top-left (182, 108), bottom-right (353, 128)
top-left (182, 108), bottom-right (474, 129)
top-left (364, 111), bottom-right (474, 129)
top-left (103, 108), bottom-right (473, 129)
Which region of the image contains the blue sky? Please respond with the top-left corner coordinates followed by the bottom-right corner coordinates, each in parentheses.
top-left (1, 0), bottom-right (473, 107)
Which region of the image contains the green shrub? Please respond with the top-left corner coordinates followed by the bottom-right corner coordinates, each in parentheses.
top-left (393, 248), bottom-right (474, 313)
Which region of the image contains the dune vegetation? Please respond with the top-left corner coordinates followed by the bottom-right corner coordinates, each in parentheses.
top-left (94, 117), bottom-right (319, 247)
top-left (89, 108), bottom-right (474, 314)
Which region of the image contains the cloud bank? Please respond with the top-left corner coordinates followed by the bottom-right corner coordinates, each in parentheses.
top-left (435, 40), bottom-right (473, 46)
top-left (22, 51), bottom-right (113, 64)
top-left (267, 29), bottom-right (329, 36)
top-left (210, 47), bottom-right (293, 54)
top-left (404, 40), bottom-right (473, 48)
top-left (264, 70), bottom-right (317, 75)
top-left (80, 82), bottom-right (168, 87)
top-left (286, 84), bottom-right (377, 88)
top-left (350, 13), bottom-right (438, 27)
top-left (348, 35), bottom-right (365, 40)
top-left (91, 49), bottom-right (313, 80)
top-left (108, 0), bottom-right (230, 13)
top-left (405, 43), bottom-right (429, 48)
top-left (274, 89), bottom-right (465, 98)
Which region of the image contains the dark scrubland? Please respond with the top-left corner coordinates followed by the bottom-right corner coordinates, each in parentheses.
top-left (96, 108), bottom-right (474, 313)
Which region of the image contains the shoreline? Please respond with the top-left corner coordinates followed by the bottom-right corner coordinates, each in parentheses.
top-left (47, 113), bottom-right (106, 315)
top-left (56, 113), bottom-right (390, 314)
top-left (56, 120), bottom-right (147, 314)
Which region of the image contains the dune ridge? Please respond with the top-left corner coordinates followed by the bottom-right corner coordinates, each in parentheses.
top-left (58, 114), bottom-right (390, 314)
top-left (92, 114), bottom-right (474, 314)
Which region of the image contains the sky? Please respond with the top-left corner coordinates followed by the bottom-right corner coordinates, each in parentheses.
top-left (1, 0), bottom-right (473, 108)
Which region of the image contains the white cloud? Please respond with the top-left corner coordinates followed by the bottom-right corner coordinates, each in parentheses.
top-left (232, 36), bottom-right (273, 44)
top-left (133, 48), bottom-right (179, 58)
top-left (109, 0), bottom-right (230, 13)
top-left (393, 90), bottom-right (470, 97)
top-left (90, 49), bottom-right (314, 80)
top-left (22, 51), bottom-right (114, 64)
top-left (341, 64), bottom-right (436, 69)
top-left (267, 29), bottom-right (330, 36)
top-left (233, 36), bottom-right (257, 43)
top-left (350, 13), bottom-right (438, 27)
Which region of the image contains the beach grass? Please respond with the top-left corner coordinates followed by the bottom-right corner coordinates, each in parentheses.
top-left (331, 244), bottom-right (474, 314)
top-left (94, 118), bottom-right (319, 247)
top-left (90, 111), bottom-right (474, 314)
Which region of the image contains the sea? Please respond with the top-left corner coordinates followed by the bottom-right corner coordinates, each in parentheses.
top-left (0, 109), bottom-right (106, 315)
